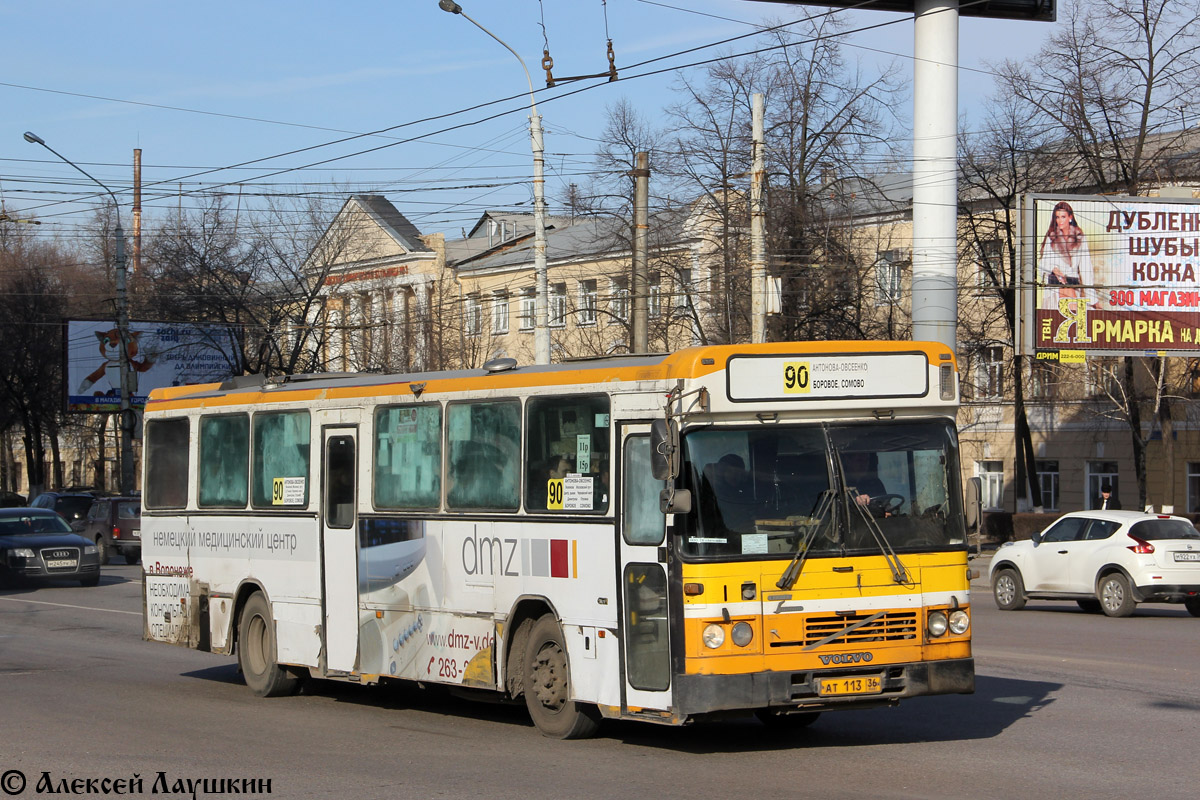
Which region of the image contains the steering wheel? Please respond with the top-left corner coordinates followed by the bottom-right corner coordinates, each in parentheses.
top-left (868, 493), bottom-right (905, 516)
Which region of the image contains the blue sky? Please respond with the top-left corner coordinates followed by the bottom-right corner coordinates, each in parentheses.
top-left (1, 1), bottom-right (1055, 243)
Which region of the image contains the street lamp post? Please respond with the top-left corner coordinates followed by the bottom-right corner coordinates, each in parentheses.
top-left (24, 132), bottom-right (136, 495)
top-left (438, 0), bottom-right (550, 365)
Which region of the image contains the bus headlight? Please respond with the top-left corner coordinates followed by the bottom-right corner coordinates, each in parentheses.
top-left (927, 610), bottom-right (948, 637)
top-left (702, 624), bottom-right (726, 649)
top-left (948, 610), bottom-right (970, 634)
top-left (731, 621), bottom-right (754, 647)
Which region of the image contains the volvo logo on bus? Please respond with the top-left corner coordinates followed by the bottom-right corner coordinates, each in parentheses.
top-left (819, 652), bottom-right (874, 665)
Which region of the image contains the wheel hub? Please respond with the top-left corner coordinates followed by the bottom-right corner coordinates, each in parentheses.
top-left (531, 643), bottom-right (568, 711)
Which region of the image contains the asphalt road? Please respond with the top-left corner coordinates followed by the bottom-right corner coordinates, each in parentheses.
top-left (1, 558), bottom-right (1197, 800)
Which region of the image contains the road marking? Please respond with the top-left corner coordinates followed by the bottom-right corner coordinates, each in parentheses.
top-left (0, 596), bottom-right (140, 616)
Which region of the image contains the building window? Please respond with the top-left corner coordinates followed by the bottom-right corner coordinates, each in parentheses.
top-left (1028, 360), bottom-right (1054, 400)
top-left (465, 294), bottom-right (481, 337)
top-left (578, 279), bottom-right (597, 325)
top-left (875, 250), bottom-right (904, 305)
top-left (549, 283), bottom-right (567, 327)
top-left (1035, 459), bottom-right (1059, 511)
top-left (979, 239), bottom-right (1003, 286)
top-left (1086, 462), bottom-right (1118, 510)
top-left (977, 460), bottom-right (1004, 511)
top-left (1087, 358), bottom-right (1121, 398)
top-left (677, 268), bottom-right (695, 317)
top-left (1188, 462), bottom-right (1200, 514)
top-left (975, 346), bottom-right (1004, 400)
top-left (518, 288), bottom-right (535, 331)
top-left (610, 277), bottom-right (629, 322)
top-left (648, 272), bottom-right (662, 318)
top-left (491, 291), bottom-right (509, 335)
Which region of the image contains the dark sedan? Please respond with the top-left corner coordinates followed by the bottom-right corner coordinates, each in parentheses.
top-left (0, 508), bottom-right (101, 587)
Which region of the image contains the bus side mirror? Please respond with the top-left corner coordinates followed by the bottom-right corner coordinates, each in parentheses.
top-left (660, 488), bottom-right (691, 515)
top-left (650, 419), bottom-right (678, 481)
top-left (965, 477), bottom-right (982, 534)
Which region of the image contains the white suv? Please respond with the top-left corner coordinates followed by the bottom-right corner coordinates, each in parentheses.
top-left (989, 510), bottom-right (1200, 617)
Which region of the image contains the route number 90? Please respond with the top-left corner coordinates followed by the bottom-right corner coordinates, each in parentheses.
top-left (783, 361), bottom-right (810, 394)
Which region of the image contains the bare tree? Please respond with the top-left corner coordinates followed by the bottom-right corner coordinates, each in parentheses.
top-left (0, 236), bottom-right (75, 497)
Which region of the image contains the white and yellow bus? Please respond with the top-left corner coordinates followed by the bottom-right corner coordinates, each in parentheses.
top-left (141, 340), bottom-right (976, 738)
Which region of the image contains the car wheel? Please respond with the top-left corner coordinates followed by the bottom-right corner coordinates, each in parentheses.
top-left (1184, 597), bottom-right (1200, 618)
top-left (522, 614), bottom-right (601, 739)
top-left (237, 592), bottom-right (300, 697)
top-left (1098, 573), bottom-right (1136, 617)
top-left (125, 548), bottom-right (141, 566)
top-left (80, 573), bottom-right (100, 587)
top-left (992, 567), bottom-right (1026, 610)
top-left (1076, 599), bottom-right (1102, 613)
top-left (95, 536), bottom-right (110, 566)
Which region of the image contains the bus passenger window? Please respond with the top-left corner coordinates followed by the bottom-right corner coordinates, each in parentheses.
top-left (251, 411), bottom-right (311, 508)
top-left (374, 405), bottom-right (441, 509)
top-left (198, 414), bottom-right (249, 507)
top-left (446, 401), bottom-right (520, 510)
top-left (524, 395), bottom-right (611, 513)
top-left (325, 435), bottom-right (355, 529)
top-left (145, 418), bottom-right (190, 509)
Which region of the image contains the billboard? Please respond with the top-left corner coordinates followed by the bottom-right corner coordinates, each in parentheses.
top-left (1020, 194), bottom-right (1200, 357)
top-left (65, 319), bottom-right (238, 413)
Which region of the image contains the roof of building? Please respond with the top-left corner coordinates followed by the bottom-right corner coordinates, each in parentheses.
top-left (353, 194), bottom-right (432, 254)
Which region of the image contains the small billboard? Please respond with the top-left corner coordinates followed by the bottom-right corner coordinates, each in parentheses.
top-left (1020, 194), bottom-right (1200, 357)
top-left (65, 319), bottom-right (238, 413)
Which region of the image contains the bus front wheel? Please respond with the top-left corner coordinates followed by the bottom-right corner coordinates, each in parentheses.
top-left (522, 614), bottom-right (600, 739)
top-left (237, 592), bottom-right (299, 697)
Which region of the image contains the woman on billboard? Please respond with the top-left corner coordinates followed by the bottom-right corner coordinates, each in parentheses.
top-left (1040, 201), bottom-right (1098, 310)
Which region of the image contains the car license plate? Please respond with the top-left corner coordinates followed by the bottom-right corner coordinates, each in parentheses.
top-left (817, 675), bottom-right (882, 697)
top-left (45, 559), bottom-right (78, 569)
top-left (132, 529), bottom-right (141, 539)
top-left (1173, 551), bottom-right (1200, 562)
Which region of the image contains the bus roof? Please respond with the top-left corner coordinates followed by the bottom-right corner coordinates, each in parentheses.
top-left (145, 340), bottom-right (955, 411)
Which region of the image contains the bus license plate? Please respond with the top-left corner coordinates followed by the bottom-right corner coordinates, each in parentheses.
top-left (1173, 551), bottom-right (1199, 562)
top-left (818, 675), bottom-right (882, 697)
top-left (45, 559), bottom-right (77, 569)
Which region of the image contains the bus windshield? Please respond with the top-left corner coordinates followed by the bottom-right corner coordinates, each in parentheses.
top-left (678, 420), bottom-right (965, 559)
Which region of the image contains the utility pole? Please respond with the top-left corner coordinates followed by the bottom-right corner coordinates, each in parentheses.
top-left (438, 0), bottom-right (552, 364)
top-left (24, 131), bottom-right (136, 494)
top-left (630, 152), bottom-right (650, 353)
top-left (750, 93), bottom-right (767, 344)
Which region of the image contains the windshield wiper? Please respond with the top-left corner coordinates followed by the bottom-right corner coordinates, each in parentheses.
top-left (776, 490), bottom-right (835, 590)
top-left (848, 490), bottom-right (911, 585)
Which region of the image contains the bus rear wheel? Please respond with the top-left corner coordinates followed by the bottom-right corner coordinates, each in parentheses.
top-left (237, 592), bottom-right (299, 697)
top-left (522, 614), bottom-right (600, 739)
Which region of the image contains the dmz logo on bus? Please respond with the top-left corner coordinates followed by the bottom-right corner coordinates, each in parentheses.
top-left (461, 531), bottom-right (578, 579)
top-left (783, 361), bottom-right (811, 394)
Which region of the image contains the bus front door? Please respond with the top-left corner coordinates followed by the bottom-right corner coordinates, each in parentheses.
top-left (321, 427), bottom-right (359, 673)
top-left (618, 425), bottom-right (673, 713)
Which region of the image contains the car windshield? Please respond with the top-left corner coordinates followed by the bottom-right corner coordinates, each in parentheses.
top-left (0, 515), bottom-right (73, 535)
top-left (677, 419), bottom-right (965, 559)
top-left (1129, 519), bottom-right (1200, 541)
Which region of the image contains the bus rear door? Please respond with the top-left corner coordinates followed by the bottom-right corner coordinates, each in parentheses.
top-left (322, 427), bottom-right (359, 673)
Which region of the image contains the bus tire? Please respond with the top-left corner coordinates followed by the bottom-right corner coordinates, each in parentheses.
top-left (237, 592), bottom-right (299, 697)
top-left (522, 614), bottom-right (600, 739)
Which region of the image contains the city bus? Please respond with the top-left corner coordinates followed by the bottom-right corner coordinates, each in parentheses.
top-left (141, 340), bottom-right (976, 738)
